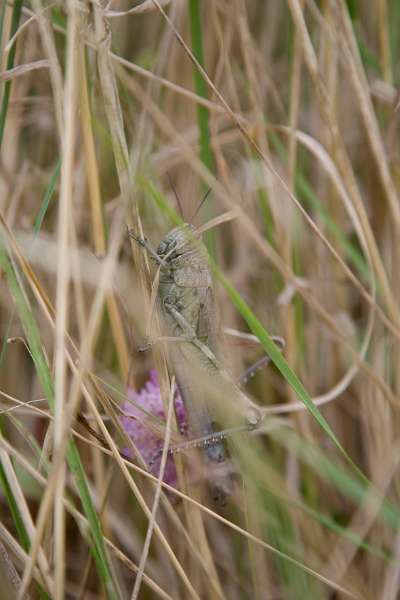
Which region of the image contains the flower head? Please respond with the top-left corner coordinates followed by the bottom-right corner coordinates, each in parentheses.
top-left (120, 370), bottom-right (187, 487)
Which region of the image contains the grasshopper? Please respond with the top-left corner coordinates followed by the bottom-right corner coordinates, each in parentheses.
top-left (131, 223), bottom-right (262, 505)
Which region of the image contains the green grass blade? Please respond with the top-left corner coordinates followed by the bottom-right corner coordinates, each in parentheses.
top-left (0, 0), bottom-right (23, 149)
top-left (214, 264), bottom-right (369, 480)
top-left (188, 0), bottom-right (216, 255)
top-left (140, 178), bottom-right (184, 228)
top-left (0, 242), bottom-right (121, 600)
top-left (0, 462), bottom-right (51, 599)
top-left (263, 491), bottom-right (322, 598)
top-left (0, 159), bottom-right (61, 372)
top-left (0, 2), bottom-right (7, 53)
top-left (188, 0), bottom-right (214, 174)
top-left (278, 427), bottom-right (400, 530)
top-left (34, 159), bottom-right (61, 234)
top-left (0, 461), bottom-right (30, 551)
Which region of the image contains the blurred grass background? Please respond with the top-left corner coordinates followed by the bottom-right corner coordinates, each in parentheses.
top-left (1, 0), bottom-right (400, 598)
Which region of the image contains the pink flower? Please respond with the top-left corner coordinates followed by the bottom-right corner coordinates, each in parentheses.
top-left (120, 370), bottom-right (187, 487)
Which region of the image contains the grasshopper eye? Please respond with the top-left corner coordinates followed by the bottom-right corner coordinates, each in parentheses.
top-left (157, 240), bottom-right (168, 255)
top-left (158, 239), bottom-right (177, 257)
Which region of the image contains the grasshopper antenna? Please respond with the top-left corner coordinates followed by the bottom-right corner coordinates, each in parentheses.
top-left (190, 188), bottom-right (211, 225)
top-left (167, 172), bottom-right (185, 220)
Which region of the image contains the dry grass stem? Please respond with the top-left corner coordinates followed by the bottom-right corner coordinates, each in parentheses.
top-left (1, 2), bottom-right (400, 598)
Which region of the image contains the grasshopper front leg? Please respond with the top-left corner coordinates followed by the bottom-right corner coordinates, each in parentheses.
top-left (127, 229), bottom-right (167, 267)
top-left (163, 298), bottom-right (221, 367)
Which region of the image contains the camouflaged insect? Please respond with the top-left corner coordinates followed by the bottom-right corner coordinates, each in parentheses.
top-left (153, 224), bottom-right (261, 505)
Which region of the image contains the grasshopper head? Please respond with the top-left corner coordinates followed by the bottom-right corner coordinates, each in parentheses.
top-left (157, 224), bottom-right (196, 261)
